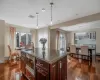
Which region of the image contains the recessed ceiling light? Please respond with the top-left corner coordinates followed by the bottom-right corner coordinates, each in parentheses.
top-left (28, 15), bottom-right (35, 18)
top-left (42, 8), bottom-right (45, 12)
top-left (76, 14), bottom-right (78, 16)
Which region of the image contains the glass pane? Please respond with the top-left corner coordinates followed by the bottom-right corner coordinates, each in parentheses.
top-left (20, 33), bottom-right (26, 47)
top-left (28, 33), bottom-right (32, 45)
top-left (16, 32), bottom-right (19, 47)
top-left (59, 33), bottom-right (66, 51)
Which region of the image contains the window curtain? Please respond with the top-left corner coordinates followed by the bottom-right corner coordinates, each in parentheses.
top-left (9, 27), bottom-right (16, 51)
top-left (56, 30), bottom-right (60, 50)
top-left (57, 31), bottom-right (66, 51)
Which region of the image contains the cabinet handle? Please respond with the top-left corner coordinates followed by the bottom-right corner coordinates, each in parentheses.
top-left (28, 76), bottom-right (32, 78)
top-left (65, 76), bottom-right (67, 80)
top-left (60, 61), bottom-right (62, 68)
top-left (53, 65), bottom-right (55, 68)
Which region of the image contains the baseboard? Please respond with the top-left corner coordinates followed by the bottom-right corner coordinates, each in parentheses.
top-left (0, 57), bottom-right (9, 63)
top-left (0, 60), bottom-right (4, 63)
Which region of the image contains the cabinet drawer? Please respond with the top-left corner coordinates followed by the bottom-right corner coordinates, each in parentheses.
top-left (26, 69), bottom-right (35, 80)
top-left (36, 58), bottom-right (49, 70)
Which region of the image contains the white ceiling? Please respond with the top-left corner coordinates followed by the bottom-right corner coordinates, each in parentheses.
top-left (60, 20), bottom-right (100, 31)
top-left (0, 0), bottom-right (100, 28)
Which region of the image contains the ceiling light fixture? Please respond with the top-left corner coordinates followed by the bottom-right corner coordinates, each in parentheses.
top-left (42, 8), bottom-right (45, 12)
top-left (36, 12), bottom-right (39, 29)
top-left (50, 2), bottom-right (54, 25)
top-left (28, 15), bottom-right (35, 18)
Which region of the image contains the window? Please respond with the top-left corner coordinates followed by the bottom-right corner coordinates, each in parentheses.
top-left (16, 32), bottom-right (32, 47)
top-left (28, 33), bottom-right (32, 44)
top-left (16, 32), bottom-right (20, 47)
top-left (21, 33), bottom-right (26, 46)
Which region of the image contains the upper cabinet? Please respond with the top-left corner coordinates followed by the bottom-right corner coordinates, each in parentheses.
top-left (75, 32), bottom-right (96, 40)
top-left (74, 32), bottom-right (96, 45)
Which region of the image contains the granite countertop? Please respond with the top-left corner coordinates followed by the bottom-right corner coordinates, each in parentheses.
top-left (21, 48), bottom-right (68, 64)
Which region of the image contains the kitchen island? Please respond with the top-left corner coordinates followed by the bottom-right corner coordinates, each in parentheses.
top-left (21, 48), bottom-right (67, 80)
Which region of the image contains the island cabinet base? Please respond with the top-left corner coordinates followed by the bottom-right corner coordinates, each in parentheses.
top-left (35, 56), bottom-right (67, 80)
top-left (26, 69), bottom-right (35, 80)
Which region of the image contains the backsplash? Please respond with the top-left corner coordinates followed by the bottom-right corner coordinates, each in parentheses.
top-left (75, 39), bottom-right (96, 45)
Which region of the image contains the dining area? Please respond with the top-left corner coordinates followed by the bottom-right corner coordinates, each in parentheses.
top-left (68, 45), bottom-right (95, 62)
top-left (67, 32), bottom-right (96, 64)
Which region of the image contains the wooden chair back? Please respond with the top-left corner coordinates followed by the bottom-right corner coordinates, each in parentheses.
top-left (8, 45), bottom-right (12, 56)
top-left (81, 46), bottom-right (88, 55)
top-left (70, 45), bottom-right (76, 53)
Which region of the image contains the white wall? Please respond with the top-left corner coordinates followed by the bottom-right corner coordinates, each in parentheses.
top-left (0, 20), bottom-right (5, 61)
top-left (30, 29), bottom-right (37, 48)
top-left (4, 24), bottom-right (10, 57)
top-left (8, 24), bottom-right (31, 33)
top-left (50, 29), bottom-right (57, 50)
top-left (37, 27), bottom-right (49, 48)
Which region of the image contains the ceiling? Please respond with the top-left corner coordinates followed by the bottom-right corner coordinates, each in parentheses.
top-left (60, 20), bottom-right (100, 31)
top-left (0, 0), bottom-right (100, 28)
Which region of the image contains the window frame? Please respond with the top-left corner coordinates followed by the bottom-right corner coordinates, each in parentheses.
top-left (16, 32), bottom-right (32, 47)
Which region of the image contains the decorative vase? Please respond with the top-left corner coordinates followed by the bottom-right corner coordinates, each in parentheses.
top-left (39, 38), bottom-right (47, 50)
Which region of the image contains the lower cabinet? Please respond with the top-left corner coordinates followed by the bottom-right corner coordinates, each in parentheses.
top-left (36, 67), bottom-right (49, 80)
top-left (58, 57), bottom-right (67, 80)
top-left (21, 56), bottom-right (26, 75)
top-left (26, 69), bottom-right (35, 80)
top-left (35, 56), bottom-right (67, 80)
top-left (50, 63), bottom-right (58, 80)
top-left (21, 51), bottom-right (67, 80)
top-left (35, 58), bottom-right (49, 80)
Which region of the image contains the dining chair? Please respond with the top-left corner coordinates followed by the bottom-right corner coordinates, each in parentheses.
top-left (70, 45), bottom-right (77, 57)
top-left (8, 45), bottom-right (19, 65)
top-left (95, 53), bottom-right (100, 62)
top-left (80, 46), bottom-right (90, 61)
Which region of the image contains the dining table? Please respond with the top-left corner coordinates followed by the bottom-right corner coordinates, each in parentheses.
top-left (67, 46), bottom-right (96, 62)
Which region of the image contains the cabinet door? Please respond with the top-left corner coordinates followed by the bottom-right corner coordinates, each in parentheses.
top-left (58, 57), bottom-right (67, 80)
top-left (50, 63), bottom-right (58, 80)
top-left (21, 57), bottom-right (26, 74)
top-left (58, 61), bottom-right (62, 80)
top-left (26, 69), bottom-right (35, 80)
top-left (36, 67), bottom-right (49, 80)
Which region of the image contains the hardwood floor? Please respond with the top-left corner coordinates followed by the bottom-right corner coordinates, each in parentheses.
top-left (0, 57), bottom-right (100, 80)
top-left (0, 61), bottom-right (27, 80)
top-left (67, 56), bottom-right (100, 80)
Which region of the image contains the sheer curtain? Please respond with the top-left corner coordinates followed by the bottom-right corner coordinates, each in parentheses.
top-left (9, 27), bottom-right (16, 51)
top-left (59, 32), bottom-right (66, 51)
top-left (56, 30), bottom-right (60, 50)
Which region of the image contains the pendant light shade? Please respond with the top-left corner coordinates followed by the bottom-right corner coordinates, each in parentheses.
top-left (36, 12), bottom-right (39, 28)
top-left (50, 2), bottom-right (54, 25)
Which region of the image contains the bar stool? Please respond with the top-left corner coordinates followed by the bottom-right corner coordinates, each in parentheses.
top-left (70, 45), bottom-right (77, 58)
top-left (80, 46), bottom-right (90, 61)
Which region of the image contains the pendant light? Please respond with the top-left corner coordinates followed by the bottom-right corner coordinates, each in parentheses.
top-left (50, 2), bottom-right (54, 25)
top-left (36, 12), bottom-right (39, 28)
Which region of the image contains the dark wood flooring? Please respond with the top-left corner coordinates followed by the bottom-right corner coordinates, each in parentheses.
top-left (0, 56), bottom-right (100, 80)
top-left (67, 56), bottom-right (100, 80)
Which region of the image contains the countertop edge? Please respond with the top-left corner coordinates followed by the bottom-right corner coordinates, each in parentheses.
top-left (21, 50), bottom-right (68, 64)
